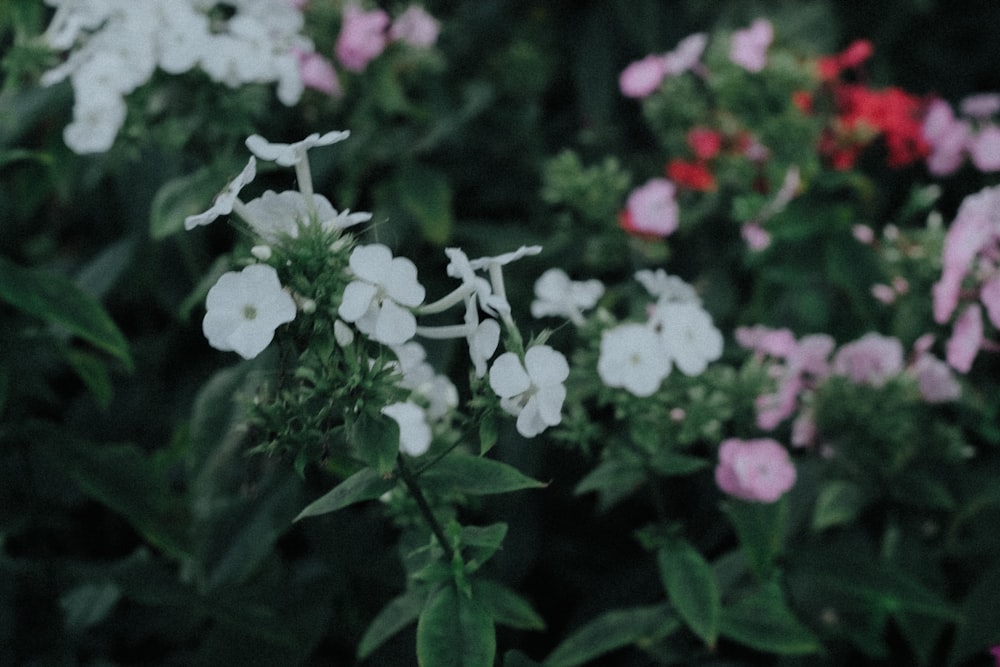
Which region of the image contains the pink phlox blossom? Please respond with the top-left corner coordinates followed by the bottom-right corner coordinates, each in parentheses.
top-left (922, 98), bottom-right (970, 176)
top-left (619, 54), bottom-right (667, 99)
top-left (335, 4), bottom-right (390, 72)
top-left (294, 49), bottom-right (341, 96)
top-left (787, 334), bottom-right (835, 379)
top-left (968, 124), bottom-right (1000, 172)
top-left (623, 178), bottom-right (679, 237)
top-left (830, 332), bottom-right (904, 387)
top-left (791, 409), bottom-right (817, 448)
top-left (729, 19), bottom-right (774, 73)
top-left (960, 93), bottom-right (1000, 119)
top-left (909, 353), bottom-right (961, 403)
top-left (389, 5), bottom-right (440, 48)
top-left (946, 304), bottom-right (983, 373)
top-left (755, 374), bottom-right (802, 431)
top-left (715, 438), bottom-right (797, 503)
top-left (741, 222), bottom-right (771, 250)
top-left (663, 32), bottom-right (708, 76)
top-left (734, 324), bottom-right (798, 358)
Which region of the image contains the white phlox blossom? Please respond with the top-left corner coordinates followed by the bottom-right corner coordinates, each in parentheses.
top-left (41, 0), bottom-right (316, 154)
top-left (202, 263), bottom-right (297, 359)
top-left (468, 246), bottom-right (543, 321)
top-left (489, 346), bottom-right (569, 438)
top-left (185, 157), bottom-right (257, 230)
top-left (635, 269), bottom-right (701, 303)
top-left (240, 190), bottom-right (370, 243)
top-left (381, 401), bottom-right (432, 456)
top-left (650, 300), bottom-right (724, 376)
top-left (246, 131), bottom-right (351, 205)
top-left (531, 268), bottom-right (605, 326)
top-left (338, 244), bottom-right (426, 345)
top-left (391, 342), bottom-right (460, 421)
top-left (597, 323), bottom-right (672, 396)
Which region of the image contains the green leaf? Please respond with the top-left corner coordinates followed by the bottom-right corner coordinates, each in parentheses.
top-left (544, 604), bottom-right (678, 667)
top-left (294, 467), bottom-right (396, 521)
top-left (657, 539), bottom-right (721, 647)
top-left (416, 584), bottom-right (495, 667)
top-left (396, 162), bottom-right (454, 246)
top-left (479, 412), bottom-right (498, 455)
top-left (460, 523), bottom-right (508, 567)
top-left (352, 412), bottom-right (400, 476)
top-left (62, 347), bottom-right (113, 408)
top-left (647, 450), bottom-right (710, 477)
top-left (719, 580), bottom-right (821, 655)
top-left (722, 497), bottom-right (789, 579)
top-left (59, 582), bottom-right (121, 632)
top-left (419, 453), bottom-right (546, 496)
top-left (473, 579), bottom-right (545, 631)
top-left (358, 588), bottom-right (428, 659)
top-left (149, 166), bottom-right (221, 239)
top-left (0, 256), bottom-right (132, 367)
top-left (811, 479), bottom-right (870, 531)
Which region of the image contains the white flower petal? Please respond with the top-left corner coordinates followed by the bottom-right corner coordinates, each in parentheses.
top-left (524, 345), bottom-right (569, 387)
top-left (489, 353), bottom-right (531, 399)
top-left (349, 244), bottom-right (394, 283)
top-left (373, 299), bottom-right (417, 345)
top-left (338, 281), bottom-right (378, 322)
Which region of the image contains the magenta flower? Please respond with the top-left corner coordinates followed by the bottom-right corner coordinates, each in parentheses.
top-left (715, 438), bottom-right (796, 503)
top-left (729, 18), bottom-right (773, 73)
top-left (619, 54), bottom-right (667, 99)
top-left (335, 4), bottom-right (390, 72)
top-left (946, 304), bottom-right (983, 373)
top-left (389, 5), bottom-right (440, 48)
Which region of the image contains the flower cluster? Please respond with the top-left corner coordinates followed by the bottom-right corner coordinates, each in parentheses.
top-left (335, 4), bottom-right (439, 74)
top-left (40, 0), bottom-right (316, 153)
top-left (923, 93), bottom-right (1000, 175)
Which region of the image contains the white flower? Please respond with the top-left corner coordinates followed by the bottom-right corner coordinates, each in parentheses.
top-left (489, 346), bottom-right (569, 438)
top-left (338, 244), bottom-right (426, 345)
top-left (240, 190), bottom-right (368, 242)
top-left (245, 131), bottom-right (350, 166)
top-left (391, 342), bottom-right (459, 420)
top-left (531, 268), bottom-right (604, 325)
top-left (444, 247), bottom-right (508, 316)
top-left (202, 264), bottom-right (296, 359)
top-left (635, 269), bottom-right (700, 303)
top-left (185, 157), bottom-right (257, 230)
top-left (63, 91), bottom-right (126, 155)
top-left (597, 323), bottom-right (672, 396)
top-left (381, 402), bottom-right (432, 456)
top-left (650, 301), bottom-right (723, 376)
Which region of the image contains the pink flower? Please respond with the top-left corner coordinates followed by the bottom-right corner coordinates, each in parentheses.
top-left (295, 50), bottom-right (341, 96)
top-left (791, 410), bottom-right (817, 448)
top-left (389, 5), bottom-right (440, 48)
top-left (715, 438), bottom-right (796, 503)
top-left (946, 304), bottom-right (983, 373)
top-left (735, 325), bottom-right (798, 358)
top-left (852, 224), bottom-right (875, 244)
top-left (968, 125), bottom-right (1000, 172)
top-left (335, 5), bottom-right (390, 72)
top-left (741, 222), bottom-right (771, 250)
top-left (729, 19), bottom-right (773, 73)
top-left (620, 178), bottom-right (678, 237)
top-left (923, 99), bottom-right (969, 176)
top-left (687, 127), bottom-right (722, 159)
top-left (910, 354), bottom-right (961, 403)
top-left (960, 93), bottom-right (1000, 119)
top-left (990, 645), bottom-right (1000, 667)
top-left (619, 54), bottom-right (667, 98)
top-left (663, 33), bottom-right (707, 75)
top-left (831, 333), bottom-right (904, 387)
top-left (980, 274), bottom-right (1000, 328)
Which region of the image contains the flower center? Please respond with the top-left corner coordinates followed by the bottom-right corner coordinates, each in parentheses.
top-left (243, 304), bottom-right (258, 321)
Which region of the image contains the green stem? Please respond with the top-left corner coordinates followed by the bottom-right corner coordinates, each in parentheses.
top-left (396, 453), bottom-right (456, 562)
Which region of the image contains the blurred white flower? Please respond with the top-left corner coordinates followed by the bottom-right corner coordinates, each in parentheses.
top-left (338, 244), bottom-right (425, 345)
top-left (531, 268), bottom-right (604, 326)
top-left (597, 323), bottom-right (671, 396)
top-left (202, 264), bottom-right (296, 359)
top-left (245, 131), bottom-right (350, 166)
top-left (650, 301), bottom-right (723, 376)
top-left (489, 346), bottom-right (569, 438)
top-left (635, 269), bottom-right (700, 303)
top-left (381, 402), bottom-right (432, 456)
top-left (240, 190), bottom-right (368, 242)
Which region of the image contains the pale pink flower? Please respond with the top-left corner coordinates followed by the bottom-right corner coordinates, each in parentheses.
top-left (831, 333), bottom-right (904, 387)
top-left (787, 334), bottom-right (835, 378)
top-left (980, 274), bottom-right (1000, 328)
top-left (619, 55), bottom-right (667, 98)
top-left (623, 178), bottom-right (678, 236)
top-left (871, 283), bottom-right (896, 304)
top-left (923, 99), bottom-right (969, 176)
top-left (968, 125), bottom-right (1000, 172)
top-left (729, 19), bottom-right (773, 73)
top-left (335, 5), bottom-right (390, 72)
top-left (715, 438), bottom-right (796, 503)
top-left (960, 93), bottom-right (1000, 119)
top-left (295, 49), bottom-right (341, 96)
top-left (755, 375), bottom-right (802, 431)
top-left (852, 224), bottom-right (875, 244)
top-left (946, 304), bottom-right (983, 373)
top-left (791, 410), bottom-right (817, 448)
top-left (389, 5), bottom-right (440, 48)
top-left (735, 325), bottom-right (798, 358)
top-left (910, 354), bottom-right (961, 403)
top-left (663, 33), bottom-right (707, 75)
top-left (741, 222), bottom-right (771, 250)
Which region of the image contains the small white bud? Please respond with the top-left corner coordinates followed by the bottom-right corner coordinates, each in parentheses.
top-left (300, 298), bottom-right (317, 314)
top-left (334, 319), bottom-right (355, 347)
top-left (250, 245), bottom-right (272, 261)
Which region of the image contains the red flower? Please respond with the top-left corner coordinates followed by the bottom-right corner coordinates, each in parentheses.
top-left (666, 159), bottom-right (716, 191)
top-left (686, 127), bottom-right (723, 160)
top-left (839, 39), bottom-right (873, 69)
top-left (792, 90), bottom-right (814, 114)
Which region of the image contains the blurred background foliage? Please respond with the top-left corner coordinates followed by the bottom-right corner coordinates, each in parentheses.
top-left (2, 0), bottom-right (999, 664)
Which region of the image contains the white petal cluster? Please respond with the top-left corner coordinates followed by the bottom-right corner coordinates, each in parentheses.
top-left (489, 346), bottom-right (569, 438)
top-left (202, 264), bottom-right (296, 359)
top-left (597, 273), bottom-right (723, 396)
top-left (241, 190), bottom-right (370, 243)
top-left (338, 244), bottom-right (426, 345)
top-left (41, 0), bottom-right (316, 153)
top-left (381, 402), bottom-right (432, 457)
top-left (391, 342), bottom-right (459, 421)
top-left (530, 268), bottom-right (605, 326)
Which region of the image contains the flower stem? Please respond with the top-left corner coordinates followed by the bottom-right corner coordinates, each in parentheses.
top-left (396, 453), bottom-right (456, 562)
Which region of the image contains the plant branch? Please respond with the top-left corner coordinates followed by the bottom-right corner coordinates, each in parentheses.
top-left (396, 452), bottom-right (456, 562)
